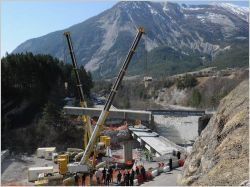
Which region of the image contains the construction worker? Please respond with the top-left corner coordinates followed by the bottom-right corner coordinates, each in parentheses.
top-left (108, 167), bottom-right (113, 183)
top-left (169, 158), bottom-right (173, 171)
top-left (105, 170), bottom-right (110, 185)
top-left (74, 173), bottom-right (79, 186)
top-left (125, 171), bottom-right (130, 186)
top-left (136, 166), bottom-right (140, 176)
top-left (117, 170), bottom-right (122, 184)
top-left (177, 151), bottom-right (181, 160)
top-left (102, 168), bottom-right (106, 184)
top-left (130, 169), bottom-right (135, 186)
top-left (141, 166), bottom-right (146, 181)
top-left (81, 174), bottom-right (86, 186)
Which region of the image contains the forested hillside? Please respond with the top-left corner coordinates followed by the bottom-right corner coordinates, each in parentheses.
top-left (1, 53), bottom-right (93, 153)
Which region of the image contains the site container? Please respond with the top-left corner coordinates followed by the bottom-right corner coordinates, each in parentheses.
top-left (37, 147), bottom-right (56, 158)
top-left (44, 148), bottom-right (56, 160)
top-left (28, 166), bottom-right (53, 182)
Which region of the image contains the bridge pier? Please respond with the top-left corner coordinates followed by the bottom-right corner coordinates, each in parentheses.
top-left (123, 141), bottom-right (133, 162)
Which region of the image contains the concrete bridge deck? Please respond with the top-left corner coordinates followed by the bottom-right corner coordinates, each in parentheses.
top-left (64, 106), bottom-right (152, 122)
top-left (128, 125), bottom-right (184, 157)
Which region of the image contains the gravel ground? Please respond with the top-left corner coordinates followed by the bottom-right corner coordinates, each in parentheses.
top-left (1, 154), bottom-right (58, 186)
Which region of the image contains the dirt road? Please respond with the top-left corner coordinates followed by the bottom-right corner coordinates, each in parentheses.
top-left (1, 154), bottom-right (57, 186)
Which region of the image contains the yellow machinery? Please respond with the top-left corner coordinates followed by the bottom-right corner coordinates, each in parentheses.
top-left (58, 154), bottom-right (69, 175)
top-left (100, 135), bottom-right (111, 147)
top-left (58, 159), bottom-right (68, 175)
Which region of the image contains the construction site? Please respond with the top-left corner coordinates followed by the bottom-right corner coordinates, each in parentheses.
top-left (1, 28), bottom-right (209, 186)
top-left (2, 0), bottom-right (250, 185)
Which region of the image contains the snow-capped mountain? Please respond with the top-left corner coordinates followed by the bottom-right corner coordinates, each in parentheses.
top-left (13, 1), bottom-right (249, 78)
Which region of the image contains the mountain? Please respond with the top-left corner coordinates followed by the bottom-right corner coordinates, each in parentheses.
top-left (12, 1), bottom-right (249, 79)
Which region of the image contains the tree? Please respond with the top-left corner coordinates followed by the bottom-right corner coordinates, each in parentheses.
top-left (190, 89), bottom-right (201, 107)
top-left (177, 74), bottom-right (198, 90)
top-left (1, 52), bottom-right (93, 153)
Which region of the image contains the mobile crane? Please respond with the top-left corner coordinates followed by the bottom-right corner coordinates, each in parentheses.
top-left (64, 32), bottom-right (107, 168)
top-left (67, 27), bottom-right (145, 173)
top-left (33, 27), bottom-right (144, 186)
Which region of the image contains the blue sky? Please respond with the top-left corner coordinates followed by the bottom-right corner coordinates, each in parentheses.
top-left (1, 1), bottom-right (249, 57)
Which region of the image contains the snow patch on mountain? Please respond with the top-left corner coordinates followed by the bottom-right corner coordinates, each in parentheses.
top-left (214, 3), bottom-right (249, 22)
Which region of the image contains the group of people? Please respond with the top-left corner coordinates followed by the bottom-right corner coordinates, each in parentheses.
top-left (95, 167), bottom-right (114, 185)
top-left (117, 169), bottom-right (135, 186)
top-left (93, 165), bottom-right (147, 186)
top-left (74, 173), bottom-right (86, 186)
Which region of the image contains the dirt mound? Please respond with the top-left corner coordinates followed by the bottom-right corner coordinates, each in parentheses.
top-left (180, 79), bottom-right (249, 185)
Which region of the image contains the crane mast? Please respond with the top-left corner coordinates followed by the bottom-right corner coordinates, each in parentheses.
top-left (79, 27), bottom-right (145, 167)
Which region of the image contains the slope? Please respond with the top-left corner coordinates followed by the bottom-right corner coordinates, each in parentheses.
top-left (180, 79), bottom-right (249, 185)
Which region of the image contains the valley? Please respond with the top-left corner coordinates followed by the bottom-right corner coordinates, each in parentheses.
top-left (1, 1), bottom-right (249, 186)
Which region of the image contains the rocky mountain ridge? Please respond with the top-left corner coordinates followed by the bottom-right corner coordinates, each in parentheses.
top-left (13, 1), bottom-right (249, 78)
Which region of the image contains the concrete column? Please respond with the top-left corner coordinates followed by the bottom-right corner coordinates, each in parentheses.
top-left (123, 141), bottom-right (133, 162)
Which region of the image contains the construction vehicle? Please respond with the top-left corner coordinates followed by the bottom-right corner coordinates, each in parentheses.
top-left (67, 26), bottom-right (145, 174)
top-left (33, 27), bottom-right (144, 186)
top-left (63, 32), bottom-right (109, 168)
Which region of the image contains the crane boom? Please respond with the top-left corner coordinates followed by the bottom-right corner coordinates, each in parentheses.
top-left (79, 27), bottom-right (144, 166)
top-left (64, 32), bottom-right (93, 148)
top-left (64, 32), bottom-right (86, 106)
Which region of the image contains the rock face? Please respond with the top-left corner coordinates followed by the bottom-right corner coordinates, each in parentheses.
top-left (198, 114), bottom-right (212, 135)
top-left (180, 79), bottom-right (249, 185)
